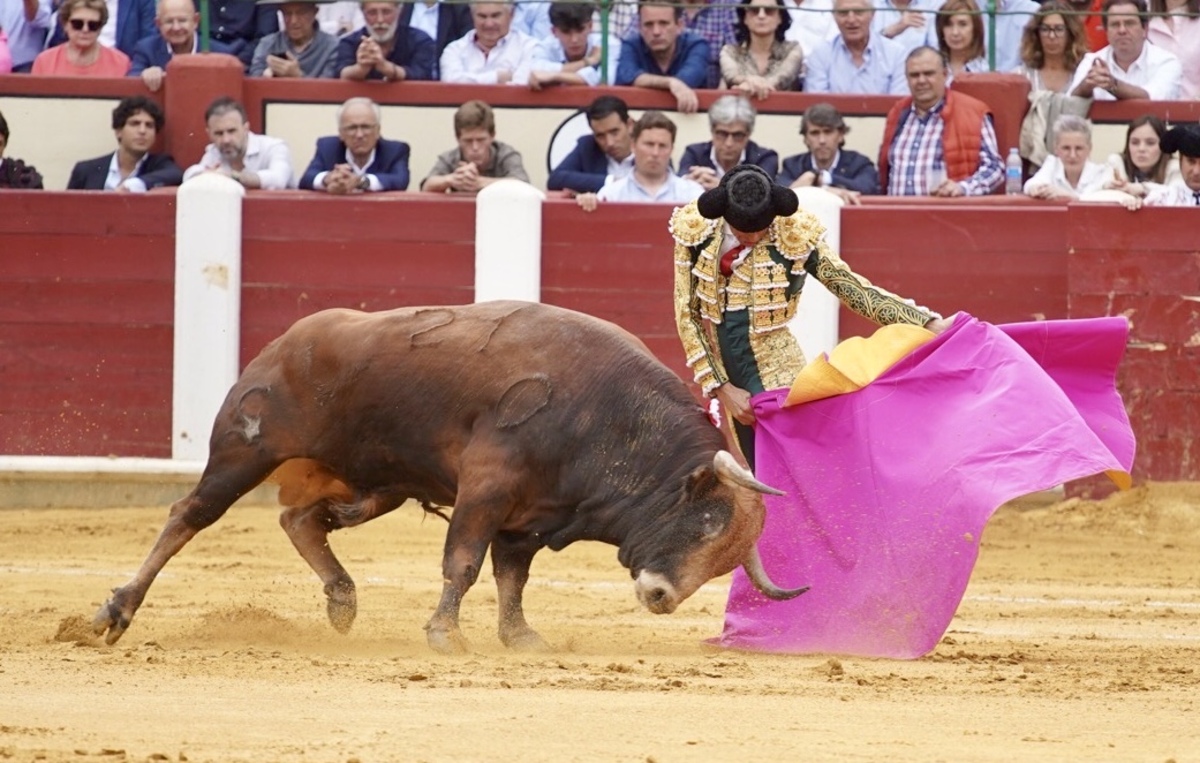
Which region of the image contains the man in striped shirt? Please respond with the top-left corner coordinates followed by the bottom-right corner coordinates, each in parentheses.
top-left (878, 46), bottom-right (1003, 197)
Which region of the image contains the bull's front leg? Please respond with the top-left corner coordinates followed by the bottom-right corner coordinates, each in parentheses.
top-left (491, 531), bottom-right (549, 652)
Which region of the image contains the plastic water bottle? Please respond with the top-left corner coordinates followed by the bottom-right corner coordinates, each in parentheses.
top-left (1005, 148), bottom-right (1023, 195)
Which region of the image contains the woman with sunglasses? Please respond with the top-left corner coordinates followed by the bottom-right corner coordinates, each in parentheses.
top-left (32, 0), bottom-right (130, 76)
top-left (719, 0), bottom-right (802, 100)
top-left (1013, 1), bottom-right (1088, 94)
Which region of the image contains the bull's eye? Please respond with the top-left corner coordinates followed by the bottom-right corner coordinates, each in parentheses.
top-left (699, 513), bottom-right (724, 541)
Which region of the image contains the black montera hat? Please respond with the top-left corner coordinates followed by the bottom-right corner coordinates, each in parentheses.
top-left (696, 164), bottom-right (799, 233)
top-left (1161, 124), bottom-right (1200, 159)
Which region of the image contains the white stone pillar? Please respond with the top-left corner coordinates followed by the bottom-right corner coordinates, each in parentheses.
top-left (789, 188), bottom-right (843, 361)
top-left (172, 173), bottom-right (244, 461)
top-left (474, 180), bottom-right (546, 303)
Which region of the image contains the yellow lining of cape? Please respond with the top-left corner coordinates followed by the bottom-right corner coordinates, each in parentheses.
top-left (783, 323), bottom-right (937, 407)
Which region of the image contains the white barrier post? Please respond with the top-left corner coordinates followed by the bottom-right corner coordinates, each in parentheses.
top-left (172, 173), bottom-right (244, 461)
top-left (474, 180), bottom-right (546, 303)
top-left (789, 188), bottom-right (843, 361)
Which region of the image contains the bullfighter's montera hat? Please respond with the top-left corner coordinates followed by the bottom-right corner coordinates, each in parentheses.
top-left (1162, 123), bottom-right (1200, 159)
top-left (697, 164), bottom-right (799, 233)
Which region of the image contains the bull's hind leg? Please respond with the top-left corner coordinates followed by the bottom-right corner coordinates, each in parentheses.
top-left (491, 531), bottom-right (549, 652)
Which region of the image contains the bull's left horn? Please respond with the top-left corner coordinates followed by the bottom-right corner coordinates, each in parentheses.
top-left (713, 451), bottom-right (785, 496)
top-left (743, 545), bottom-right (810, 601)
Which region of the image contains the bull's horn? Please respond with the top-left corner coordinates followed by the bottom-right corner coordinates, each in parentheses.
top-left (743, 545), bottom-right (811, 601)
top-left (713, 450), bottom-right (785, 496)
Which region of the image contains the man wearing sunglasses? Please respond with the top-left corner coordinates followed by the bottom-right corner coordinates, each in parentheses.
top-left (679, 94), bottom-right (779, 191)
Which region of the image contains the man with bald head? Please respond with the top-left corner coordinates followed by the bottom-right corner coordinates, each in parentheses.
top-left (128, 0), bottom-right (232, 91)
top-left (250, 0), bottom-right (340, 78)
top-left (299, 97), bottom-right (411, 193)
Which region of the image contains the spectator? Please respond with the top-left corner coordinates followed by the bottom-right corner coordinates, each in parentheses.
top-left (421, 100), bottom-right (529, 193)
top-left (1102, 114), bottom-right (1181, 198)
top-left (879, 46), bottom-right (1003, 196)
top-left (719, 0), bottom-right (802, 100)
top-left (680, 94), bottom-right (779, 190)
top-left (44, 0), bottom-right (153, 61)
top-left (33, 0), bottom-right (131, 75)
top-left (317, 1), bottom-right (364, 36)
top-left (778, 102), bottom-right (879, 201)
top-left (804, 0), bottom-right (908, 95)
top-left (1069, 0), bottom-right (1182, 101)
top-left (201, 0), bottom-right (279, 69)
top-left (183, 96), bottom-right (294, 189)
top-left (397, 0), bottom-right (472, 77)
top-left (511, 0), bottom-right (552, 39)
top-left (1023, 115), bottom-right (1112, 200)
top-left (1013, 1), bottom-right (1088, 94)
top-left (0, 28), bottom-right (10, 72)
top-left (615, 0), bottom-right (709, 114)
top-left (530, 0), bottom-right (619, 89)
top-left (0, 0), bottom-right (53, 73)
top-left (547, 94), bottom-right (634, 194)
top-left (67, 95), bottom-right (182, 191)
top-left (782, 0), bottom-right (835, 59)
top-left (1063, 0), bottom-right (1108, 51)
top-left (987, 0), bottom-right (1040, 73)
top-left (936, 0), bottom-right (988, 80)
top-left (577, 110), bottom-right (704, 210)
top-left (872, 0), bottom-right (940, 58)
top-left (680, 0), bottom-right (737, 89)
top-left (130, 0), bottom-right (233, 92)
top-left (440, 0), bottom-right (539, 85)
top-left (1148, 0), bottom-right (1200, 100)
top-left (0, 109), bottom-right (44, 188)
top-left (299, 97), bottom-right (411, 192)
top-left (1140, 124), bottom-right (1200, 207)
top-left (250, 0), bottom-right (339, 79)
top-left (338, 0), bottom-right (436, 81)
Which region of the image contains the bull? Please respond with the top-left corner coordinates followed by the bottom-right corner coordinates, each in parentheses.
top-left (93, 301), bottom-right (807, 653)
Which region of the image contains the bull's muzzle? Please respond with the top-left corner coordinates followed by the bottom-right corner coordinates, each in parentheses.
top-left (634, 571), bottom-right (679, 614)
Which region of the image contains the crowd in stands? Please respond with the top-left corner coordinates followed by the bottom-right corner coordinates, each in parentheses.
top-left (0, 0), bottom-right (1197, 204)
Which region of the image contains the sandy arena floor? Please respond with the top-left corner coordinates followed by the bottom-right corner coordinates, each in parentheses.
top-left (1, 483), bottom-right (1198, 763)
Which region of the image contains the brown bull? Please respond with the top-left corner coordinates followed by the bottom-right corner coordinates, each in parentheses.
top-left (93, 301), bottom-right (807, 653)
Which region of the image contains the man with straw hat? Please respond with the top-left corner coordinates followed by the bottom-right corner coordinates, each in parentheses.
top-left (250, 0), bottom-right (340, 77)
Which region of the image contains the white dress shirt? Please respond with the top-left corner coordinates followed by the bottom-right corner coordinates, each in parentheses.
top-left (597, 172), bottom-right (704, 203)
top-left (105, 152), bottom-right (149, 192)
top-left (869, 0), bottom-right (942, 58)
top-left (313, 147), bottom-right (384, 192)
top-left (1069, 42), bottom-right (1183, 101)
top-left (531, 32), bottom-right (621, 86)
top-left (1023, 155), bottom-right (1113, 196)
top-left (782, 0), bottom-right (837, 59)
top-left (439, 28), bottom-right (540, 85)
top-left (183, 132), bottom-right (295, 190)
top-left (1143, 179), bottom-right (1200, 207)
top-left (408, 1), bottom-right (440, 42)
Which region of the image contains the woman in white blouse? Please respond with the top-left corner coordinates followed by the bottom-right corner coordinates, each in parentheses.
top-left (1024, 115), bottom-right (1113, 199)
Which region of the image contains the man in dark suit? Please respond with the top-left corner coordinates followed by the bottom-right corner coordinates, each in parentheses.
top-left (299, 97), bottom-right (411, 192)
top-left (128, 0), bottom-right (233, 92)
top-left (778, 103), bottom-right (880, 201)
top-left (547, 95), bottom-right (635, 194)
top-left (336, 0), bottom-right (437, 81)
top-left (398, 0), bottom-right (472, 77)
top-left (679, 95), bottom-right (779, 188)
top-left (67, 96), bottom-right (183, 192)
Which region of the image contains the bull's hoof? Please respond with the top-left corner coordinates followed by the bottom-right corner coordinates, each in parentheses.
top-left (323, 581), bottom-right (357, 634)
top-left (92, 595), bottom-right (133, 646)
top-left (501, 627), bottom-right (551, 653)
top-left (426, 626), bottom-right (470, 655)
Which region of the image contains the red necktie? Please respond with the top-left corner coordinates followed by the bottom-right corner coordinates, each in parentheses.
top-left (720, 244), bottom-right (752, 276)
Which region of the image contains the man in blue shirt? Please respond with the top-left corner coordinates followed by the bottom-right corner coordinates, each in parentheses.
top-left (615, 0), bottom-right (709, 113)
top-left (803, 0), bottom-right (908, 95)
top-left (0, 0), bottom-right (53, 72)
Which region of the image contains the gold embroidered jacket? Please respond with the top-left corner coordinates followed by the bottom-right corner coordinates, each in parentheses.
top-left (670, 201), bottom-right (938, 396)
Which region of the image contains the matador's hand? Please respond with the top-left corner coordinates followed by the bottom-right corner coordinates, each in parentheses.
top-left (716, 384), bottom-right (755, 426)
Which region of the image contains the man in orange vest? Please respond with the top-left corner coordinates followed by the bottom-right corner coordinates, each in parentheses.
top-left (878, 46), bottom-right (1004, 197)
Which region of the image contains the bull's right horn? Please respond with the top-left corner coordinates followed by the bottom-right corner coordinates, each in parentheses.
top-left (713, 450), bottom-right (785, 496)
top-left (743, 544), bottom-right (810, 601)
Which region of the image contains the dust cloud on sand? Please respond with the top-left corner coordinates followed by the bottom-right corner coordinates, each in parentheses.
top-left (1, 484), bottom-right (1198, 762)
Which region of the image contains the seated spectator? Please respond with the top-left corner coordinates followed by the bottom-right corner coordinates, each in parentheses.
top-left (67, 96), bottom-right (182, 191)
top-left (547, 94), bottom-right (634, 194)
top-left (0, 109), bottom-right (44, 188)
top-left (130, 0), bottom-right (233, 92)
top-left (1103, 114), bottom-right (1181, 198)
top-left (421, 100), bottom-right (529, 193)
top-left (440, 0), bottom-right (539, 85)
top-left (719, 0), bottom-right (802, 100)
top-left (1148, 0), bottom-right (1200, 100)
top-left (1023, 115), bottom-right (1112, 200)
top-left (32, 0), bottom-right (131, 75)
top-left (880, 46), bottom-right (1003, 196)
top-left (202, 0), bottom-right (278, 69)
top-left (871, 0), bottom-right (940, 59)
top-left (0, 0), bottom-right (53, 73)
top-left (804, 0), bottom-right (907, 95)
top-left (529, 0), bottom-right (619, 89)
top-left (577, 110), bottom-right (704, 210)
top-left (1140, 124), bottom-right (1200, 207)
top-left (989, 0), bottom-right (1040, 73)
top-left (183, 96), bottom-right (294, 189)
top-left (43, 0), bottom-right (154, 61)
top-left (680, 95), bottom-right (779, 191)
top-left (680, 0), bottom-right (737, 89)
top-left (936, 0), bottom-right (988, 80)
top-left (778, 103), bottom-right (879, 202)
top-left (398, 0), bottom-right (471, 78)
top-left (300, 97), bottom-right (410, 192)
top-left (615, 0), bottom-right (709, 114)
top-left (1013, 1), bottom-right (1088, 94)
top-left (782, 0), bottom-right (835, 59)
top-left (318, 1), bottom-right (364, 36)
top-left (338, 0), bottom-right (436, 81)
top-left (250, 0), bottom-right (339, 79)
top-left (1069, 0), bottom-right (1182, 101)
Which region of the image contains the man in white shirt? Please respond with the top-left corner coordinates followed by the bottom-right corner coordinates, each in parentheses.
top-left (804, 0), bottom-right (909, 95)
top-left (1069, 0), bottom-right (1182, 101)
top-left (782, 0), bottom-right (836, 59)
top-left (529, 0), bottom-right (620, 88)
top-left (576, 111), bottom-right (704, 210)
top-left (183, 97), bottom-right (295, 190)
top-left (439, 0), bottom-right (539, 85)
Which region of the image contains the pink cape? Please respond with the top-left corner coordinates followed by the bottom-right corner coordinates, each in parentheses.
top-left (712, 314), bottom-right (1136, 658)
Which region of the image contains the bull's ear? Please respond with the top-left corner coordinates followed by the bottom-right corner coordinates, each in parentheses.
top-left (685, 465), bottom-right (720, 499)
